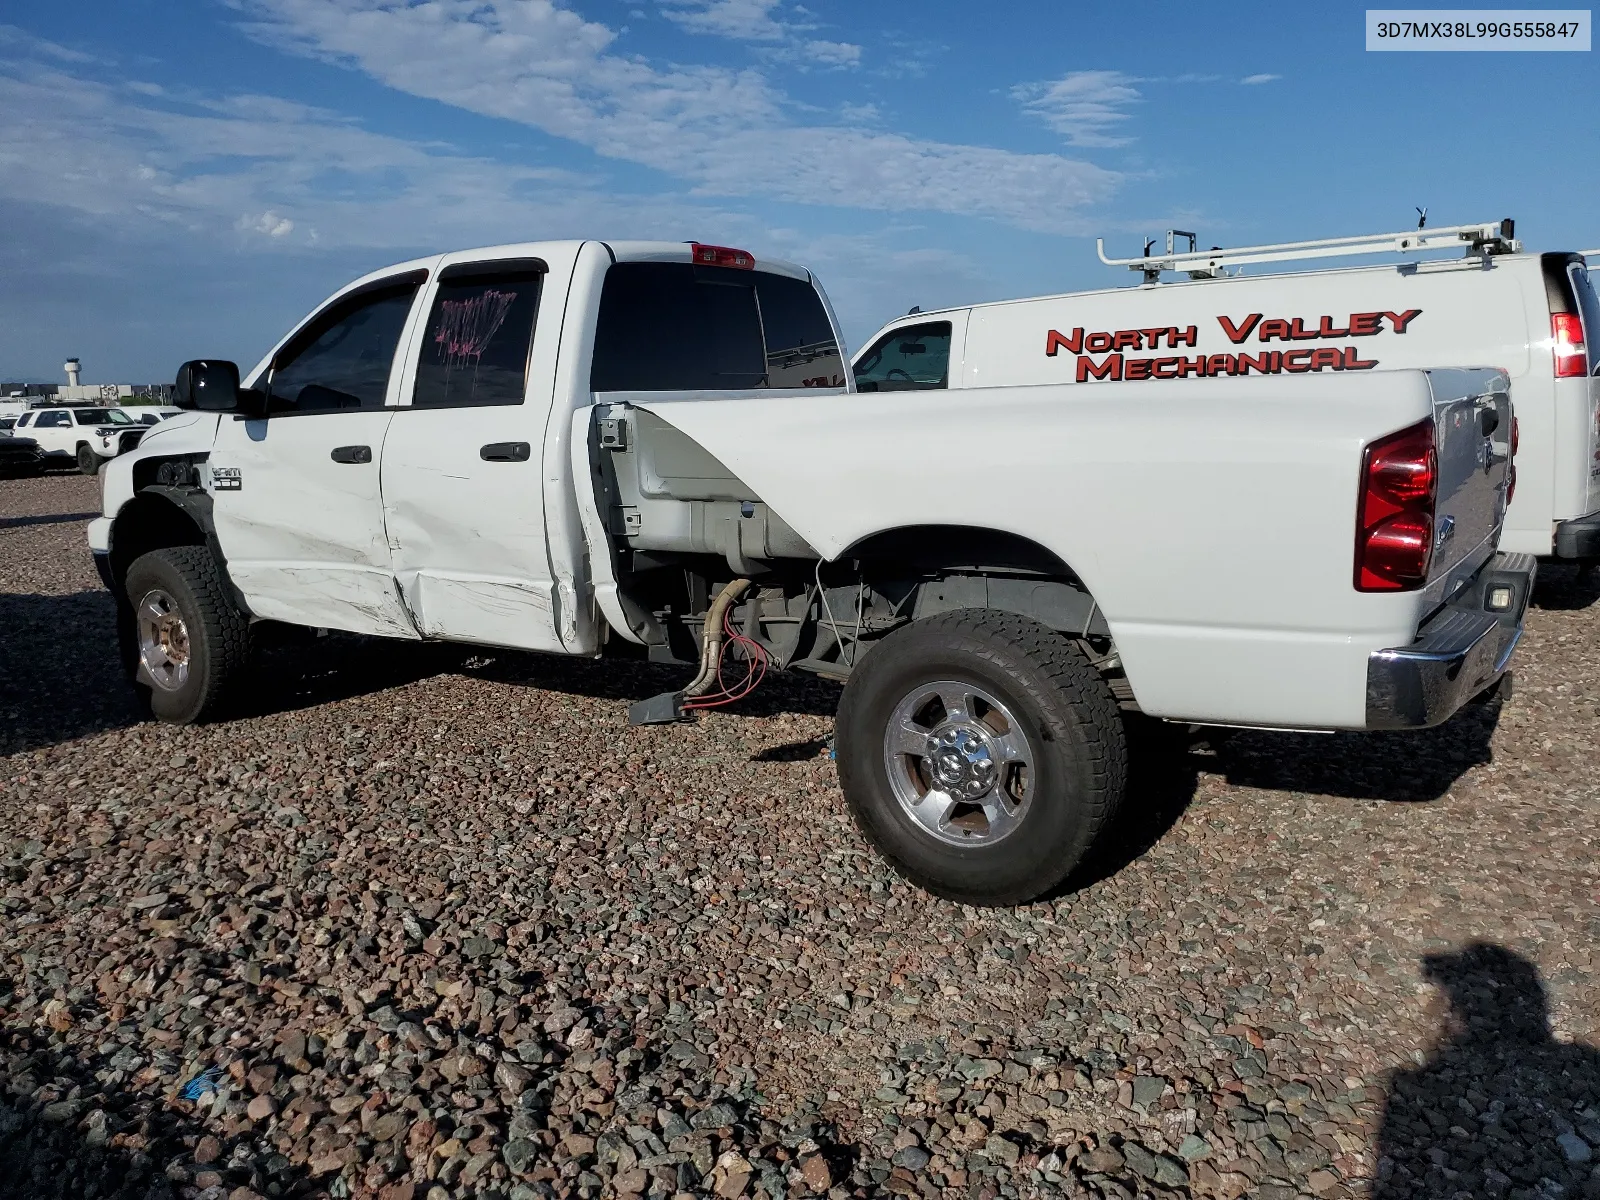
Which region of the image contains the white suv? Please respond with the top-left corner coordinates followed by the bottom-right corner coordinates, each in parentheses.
top-left (13, 405), bottom-right (146, 474)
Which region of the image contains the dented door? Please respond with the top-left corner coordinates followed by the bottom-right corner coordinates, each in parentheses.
top-left (379, 257), bottom-right (564, 652)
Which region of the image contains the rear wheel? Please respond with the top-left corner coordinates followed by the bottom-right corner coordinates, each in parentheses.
top-left (77, 445), bottom-right (101, 475)
top-left (836, 609), bottom-right (1127, 905)
top-left (123, 546), bottom-right (250, 723)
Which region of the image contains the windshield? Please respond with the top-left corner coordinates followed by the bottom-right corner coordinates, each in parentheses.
top-left (854, 322), bottom-right (952, 391)
top-left (74, 408), bottom-right (135, 425)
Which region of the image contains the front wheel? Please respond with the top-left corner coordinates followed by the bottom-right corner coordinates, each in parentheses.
top-left (77, 445), bottom-right (102, 475)
top-left (123, 546), bottom-right (251, 723)
top-left (835, 609), bottom-right (1127, 905)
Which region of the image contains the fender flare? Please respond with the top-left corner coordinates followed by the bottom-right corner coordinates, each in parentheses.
top-left (107, 486), bottom-right (251, 615)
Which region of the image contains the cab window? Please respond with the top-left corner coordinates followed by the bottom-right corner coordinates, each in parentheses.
top-left (15, 413), bottom-right (32, 427)
top-left (853, 323), bottom-right (952, 392)
top-left (412, 260), bottom-right (544, 408)
top-left (268, 273), bottom-right (424, 412)
top-left (36, 411), bottom-right (70, 428)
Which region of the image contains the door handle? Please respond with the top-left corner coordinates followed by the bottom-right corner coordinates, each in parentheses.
top-left (480, 442), bottom-right (531, 462)
top-left (330, 445), bottom-right (372, 464)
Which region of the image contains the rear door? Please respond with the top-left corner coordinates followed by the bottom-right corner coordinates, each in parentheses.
top-left (379, 257), bottom-right (563, 651)
top-left (209, 271), bottom-right (425, 636)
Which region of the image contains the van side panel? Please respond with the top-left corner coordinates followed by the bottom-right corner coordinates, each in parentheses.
top-left (957, 257), bottom-right (1571, 554)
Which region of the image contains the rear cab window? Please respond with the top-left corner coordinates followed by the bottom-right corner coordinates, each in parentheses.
top-left (590, 262), bottom-right (842, 391)
top-left (853, 323), bottom-right (952, 391)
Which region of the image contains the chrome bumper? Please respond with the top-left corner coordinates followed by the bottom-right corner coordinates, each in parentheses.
top-left (1366, 552), bottom-right (1535, 730)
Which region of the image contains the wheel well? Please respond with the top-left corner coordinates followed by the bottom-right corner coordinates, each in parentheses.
top-left (842, 525), bottom-right (1078, 580)
top-left (108, 492), bottom-right (208, 596)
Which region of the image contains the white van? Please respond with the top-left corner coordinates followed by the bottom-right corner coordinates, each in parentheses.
top-left (853, 221), bottom-right (1600, 561)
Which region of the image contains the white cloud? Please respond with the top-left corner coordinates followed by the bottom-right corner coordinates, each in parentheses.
top-left (1240, 73), bottom-right (1281, 85)
top-left (239, 210), bottom-right (295, 237)
top-left (803, 39), bottom-right (860, 67)
top-left (660, 0), bottom-right (787, 40)
top-left (1013, 70), bottom-right (1142, 149)
top-left (237, 0), bottom-right (1115, 232)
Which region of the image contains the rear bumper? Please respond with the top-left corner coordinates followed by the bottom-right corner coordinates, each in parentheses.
top-left (1552, 511), bottom-right (1600, 559)
top-left (1365, 552), bottom-right (1535, 730)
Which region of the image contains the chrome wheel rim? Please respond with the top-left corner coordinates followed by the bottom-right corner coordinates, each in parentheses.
top-left (136, 588), bottom-right (191, 692)
top-left (882, 679), bottom-right (1036, 846)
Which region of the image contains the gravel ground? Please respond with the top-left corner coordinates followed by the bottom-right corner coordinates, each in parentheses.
top-left (2, 472), bottom-right (1598, 1200)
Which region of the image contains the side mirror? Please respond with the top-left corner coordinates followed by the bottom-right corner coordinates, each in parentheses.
top-left (174, 360), bottom-right (241, 412)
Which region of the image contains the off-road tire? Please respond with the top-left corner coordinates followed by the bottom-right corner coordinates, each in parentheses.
top-left (124, 546), bottom-right (251, 724)
top-left (835, 609), bottom-right (1127, 905)
top-left (77, 444), bottom-right (101, 475)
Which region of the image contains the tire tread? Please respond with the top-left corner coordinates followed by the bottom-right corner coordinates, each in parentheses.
top-left (125, 545), bottom-right (250, 723)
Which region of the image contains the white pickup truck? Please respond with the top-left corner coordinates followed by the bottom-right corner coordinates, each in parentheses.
top-left (855, 219), bottom-right (1600, 562)
top-left (90, 239), bottom-right (1528, 904)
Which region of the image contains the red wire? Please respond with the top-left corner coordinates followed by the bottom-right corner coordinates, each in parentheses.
top-left (682, 604), bottom-right (768, 710)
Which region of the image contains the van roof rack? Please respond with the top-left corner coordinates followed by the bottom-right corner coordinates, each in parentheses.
top-left (1098, 219), bottom-right (1522, 283)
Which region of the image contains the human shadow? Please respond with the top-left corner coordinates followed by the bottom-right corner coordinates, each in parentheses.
top-left (1374, 943), bottom-right (1600, 1199)
top-left (1204, 687), bottom-right (1504, 803)
top-left (0, 1025), bottom-right (317, 1200)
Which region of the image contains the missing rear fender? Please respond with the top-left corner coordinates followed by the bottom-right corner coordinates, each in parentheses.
top-left (625, 565), bottom-right (1126, 697)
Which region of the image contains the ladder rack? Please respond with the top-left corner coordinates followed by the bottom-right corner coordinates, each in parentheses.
top-left (1098, 219), bottom-right (1521, 283)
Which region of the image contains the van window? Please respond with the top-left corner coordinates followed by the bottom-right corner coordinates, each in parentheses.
top-left (854, 323), bottom-right (952, 391)
top-left (1569, 264), bottom-right (1600, 376)
top-left (590, 263), bottom-right (842, 391)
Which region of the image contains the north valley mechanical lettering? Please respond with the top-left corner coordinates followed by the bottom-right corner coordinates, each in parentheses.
top-left (1046, 309), bottom-right (1423, 382)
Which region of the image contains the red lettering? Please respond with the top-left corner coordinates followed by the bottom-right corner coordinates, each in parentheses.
top-left (1308, 347), bottom-right (1343, 371)
top-left (1288, 317), bottom-right (1320, 341)
top-left (1342, 346), bottom-right (1378, 370)
top-left (1085, 331), bottom-right (1114, 353)
top-left (1217, 313), bottom-right (1262, 345)
top-left (1258, 318), bottom-right (1292, 342)
top-left (1235, 351), bottom-right (1274, 375)
top-left (1171, 325), bottom-right (1198, 348)
top-left (1317, 315), bottom-right (1350, 338)
top-left (1268, 351), bottom-right (1282, 372)
top-left (1077, 354), bottom-right (1123, 382)
top-left (1112, 329), bottom-right (1143, 351)
top-left (1384, 308), bottom-right (1423, 334)
top-left (1139, 327), bottom-right (1168, 348)
top-left (1151, 357), bottom-right (1179, 379)
top-left (1282, 349), bottom-right (1313, 373)
top-left (1173, 355), bottom-right (1207, 377)
top-left (1348, 312), bottom-right (1382, 337)
top-left (1124, 357), bottom-right (1152, 380)
top-left (1206, 353), bottom-right (1236, 375)
top-left (1046, 328), bottom-right (1083, 356)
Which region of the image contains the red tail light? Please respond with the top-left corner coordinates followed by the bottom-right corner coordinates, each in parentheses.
top-left (1355, 420), bottom-right (1437, 592)
top-left (690, 243), bottom-right (755, 270)
top-left (1553, 312), bottom-right (1587, 378)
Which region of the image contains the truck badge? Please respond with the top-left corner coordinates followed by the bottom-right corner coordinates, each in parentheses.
top-left (212, 466), bottom-right (242, 491)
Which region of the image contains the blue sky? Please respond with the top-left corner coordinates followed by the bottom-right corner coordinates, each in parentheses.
top-left (1, 0), bottom-right (1596, 382)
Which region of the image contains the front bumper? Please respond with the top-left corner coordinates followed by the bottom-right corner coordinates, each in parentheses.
top-left (1366, 552), bottom-right (1535, 730)
top-left (1553, 511), bottom-right (1600, 559)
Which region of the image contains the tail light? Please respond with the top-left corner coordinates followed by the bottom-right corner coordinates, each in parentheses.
top-left (1553, 312), bottom-right (1587, 378)
top-left (1355, 420), bottom-right (1437, 592)
top-left (690, 243), bottom-right (754, 269)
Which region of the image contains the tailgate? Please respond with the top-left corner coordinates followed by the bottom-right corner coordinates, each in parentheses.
top-left (1425, 367), bottom-right (1512, 589)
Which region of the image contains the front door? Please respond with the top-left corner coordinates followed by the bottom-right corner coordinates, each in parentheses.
top-left (209, 274), bottom-right (424, 637)
top-left (379, 258), bottom-right (563, 651)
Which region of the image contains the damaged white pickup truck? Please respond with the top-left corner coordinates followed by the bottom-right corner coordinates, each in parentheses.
top-left (90, 239), bottom-right (1531, 903)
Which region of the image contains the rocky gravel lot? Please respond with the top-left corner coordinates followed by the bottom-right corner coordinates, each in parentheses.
top-left (2, 472), bottom-right (1598, 1200)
